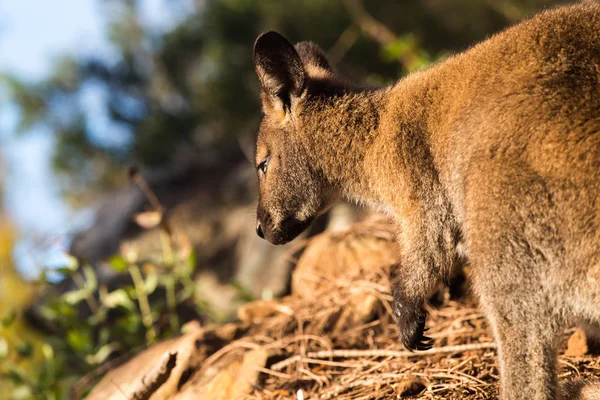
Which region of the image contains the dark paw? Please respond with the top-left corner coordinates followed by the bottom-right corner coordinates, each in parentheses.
top-left (393, 302), bottom-right (432, 351)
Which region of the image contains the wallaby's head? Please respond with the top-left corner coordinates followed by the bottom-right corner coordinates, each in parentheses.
top-left (252, 31), bottom-right (339, 245)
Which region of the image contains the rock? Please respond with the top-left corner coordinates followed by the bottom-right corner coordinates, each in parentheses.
top-left (292, 214), bottom-right (398, 298)
top-left (565, 328), bottom-right (589, 357)
top-left (85, 331), bottom-right (202, 400)
top-left (333, 293), bottom-right (381, 332)
top-left (85, 322), bottom-right (246, 400)
top-left (173, 349), bottom-right (274, 400)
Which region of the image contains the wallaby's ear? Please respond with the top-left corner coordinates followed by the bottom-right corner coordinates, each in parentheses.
top-left (253, 31), bottom-right (305, 109)
top-left (295, 41), bottom-right (331, 72)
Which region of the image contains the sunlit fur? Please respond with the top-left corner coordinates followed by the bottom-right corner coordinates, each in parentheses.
top-left (253, 4), bottom-right (600, 399)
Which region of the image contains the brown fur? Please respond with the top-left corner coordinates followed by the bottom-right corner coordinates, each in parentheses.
top-left (252, 4), bottom-right (600, 399)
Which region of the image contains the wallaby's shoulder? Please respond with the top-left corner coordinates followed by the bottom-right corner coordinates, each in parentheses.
top-left (389, 2), bottom-right (600, 142)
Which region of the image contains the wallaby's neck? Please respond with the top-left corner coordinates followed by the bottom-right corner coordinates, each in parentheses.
top-left (297, 72), bottom-right (442, 213)
top-left (296, 86), bottom-right (388, 199)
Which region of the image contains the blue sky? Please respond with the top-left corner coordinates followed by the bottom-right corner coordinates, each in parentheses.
top-left (0, 0), bottom-right (192, 277)
top-left (0, 0), bottom-right (108, 80)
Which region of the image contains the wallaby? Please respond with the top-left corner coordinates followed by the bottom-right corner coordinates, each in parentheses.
top-left (252, 4), bottom-right (600, 400)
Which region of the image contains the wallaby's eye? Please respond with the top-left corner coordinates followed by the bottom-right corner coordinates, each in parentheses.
top-left (257, 156), bottom-right (270, 177)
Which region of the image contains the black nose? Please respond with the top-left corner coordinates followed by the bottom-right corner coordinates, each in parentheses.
top-left (256, 222), bottom-right (264, 239)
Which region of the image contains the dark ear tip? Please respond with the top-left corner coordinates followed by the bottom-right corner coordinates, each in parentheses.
top-left (253, 31), bottom-right (305, 96)
top-left (253, 31), bottom-right (289, 54)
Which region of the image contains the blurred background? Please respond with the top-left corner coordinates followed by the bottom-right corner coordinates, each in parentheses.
top-left (0, 0), bottom-right (570, 398)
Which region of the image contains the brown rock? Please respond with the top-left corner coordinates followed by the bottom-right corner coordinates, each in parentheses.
top-left (85, 330), bottom-right (202, 400)
top-left (292, 214), bottom-right (398, 298)
top-left (333, 293), bottom-right (381, 332)
top-left (173, 349), bottom-right (272, 400)
top-left (565, 328), bottom-right (589, 357)
top-left (85, 322), bottom-right (246, 400)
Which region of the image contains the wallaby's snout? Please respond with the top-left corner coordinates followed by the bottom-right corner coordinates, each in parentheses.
top-left (255, 205), bottom-right (312, 245)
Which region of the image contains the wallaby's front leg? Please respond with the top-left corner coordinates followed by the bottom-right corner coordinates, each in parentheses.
top-left (390, 224), bottom-right (456, 350)
top-left (390, 198), bottom-right (460, 350)
top-left (390, 256), bottom-right (434, 351)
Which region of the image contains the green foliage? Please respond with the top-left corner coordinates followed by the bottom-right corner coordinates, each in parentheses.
top-left (381, 34), bottom-right (432, 72)
top-left (0, 210), bottom-right (205, 399)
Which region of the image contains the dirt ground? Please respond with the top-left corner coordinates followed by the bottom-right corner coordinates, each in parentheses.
top-left (235, 281), bottom-right (599, 399)
top-left (85, 216), bottom-right (600, 400)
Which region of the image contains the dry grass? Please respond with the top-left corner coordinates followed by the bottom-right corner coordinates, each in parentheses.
top-left (198, 216), bottom-right (600, 399)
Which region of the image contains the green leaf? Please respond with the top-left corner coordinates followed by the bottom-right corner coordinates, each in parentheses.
top-left (108, 256), bottom-right (128, 273)
top-left (9, 385), bottom-right (32, 400)
top-left (84, 343), bottom-right (119, 365)
top-left (83, 265), bottom-right (98, 291)
top-left (42, 343), bottom-right (56, 380)
top-left (1, 310), bottom-right (17, 327)
top-left (229, 281), bottom-right (254, 303)
top-left (61, 254), bottom-right (80, 273)
top-left (66, 330), bottom-right (92, 354)
top-left (177, 278), bottom-right (195, 302)
top-left (143, 270), bottom-right (158, 295)
top-left (89, 308), bottom-right (108, 325)
top-left (181, 249), bottom-right (196, 278)
top-left (101, 289), bottom-right (135, 310)
top-left (2, 367), bottom-right (26, 385)
top-left (120, 313), bottom-right (141, 334)
top-left (53, 256), bottom-right (79, 276)
top-left (15, 342), bottom-right (33, 358)
top-left (54, 302), bottom-right (77, 319)
top-left (125, 286), bottom-right (137, 299)
top-left (55, 267), bottom-right (76, 275)
top-left (38, 269), bottom-right (48, 284)
top-left (0, 337), bottom-right (8, 359)
top-left (37, 305), bottom-right (58, 321)
top-left (62, 288), bottom-right (90, 305)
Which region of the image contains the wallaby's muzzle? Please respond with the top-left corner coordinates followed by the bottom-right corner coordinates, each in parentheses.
top-left (256, 212), bottom-right (312, 245)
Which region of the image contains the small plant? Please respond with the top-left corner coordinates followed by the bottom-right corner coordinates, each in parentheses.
top-left (0, 169), bottom-right (205, 399)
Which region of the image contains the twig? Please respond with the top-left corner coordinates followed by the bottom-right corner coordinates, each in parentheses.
top-left (129, 167), bottom-right (163, 214)
top-left (129, 264), bottom-right (157, 344)
top-left (71, 351), bottom-right (134, 399)
top-left (271, 342), bottom-right (496, 371)
top-left (328, 25), bottom-right (361, 66)
top-left (341, 0), bottom-right (426, 70)
top-left (254, 366), bottom-right (292, 380)
top-left (319, 375), bottom-right (418, 400)
top-left (342, 0), bottom-right (396, 45)
top-left (197, 340), bottom-right (262, 376)
top-left (308, 342), bottom-right (496, 359)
